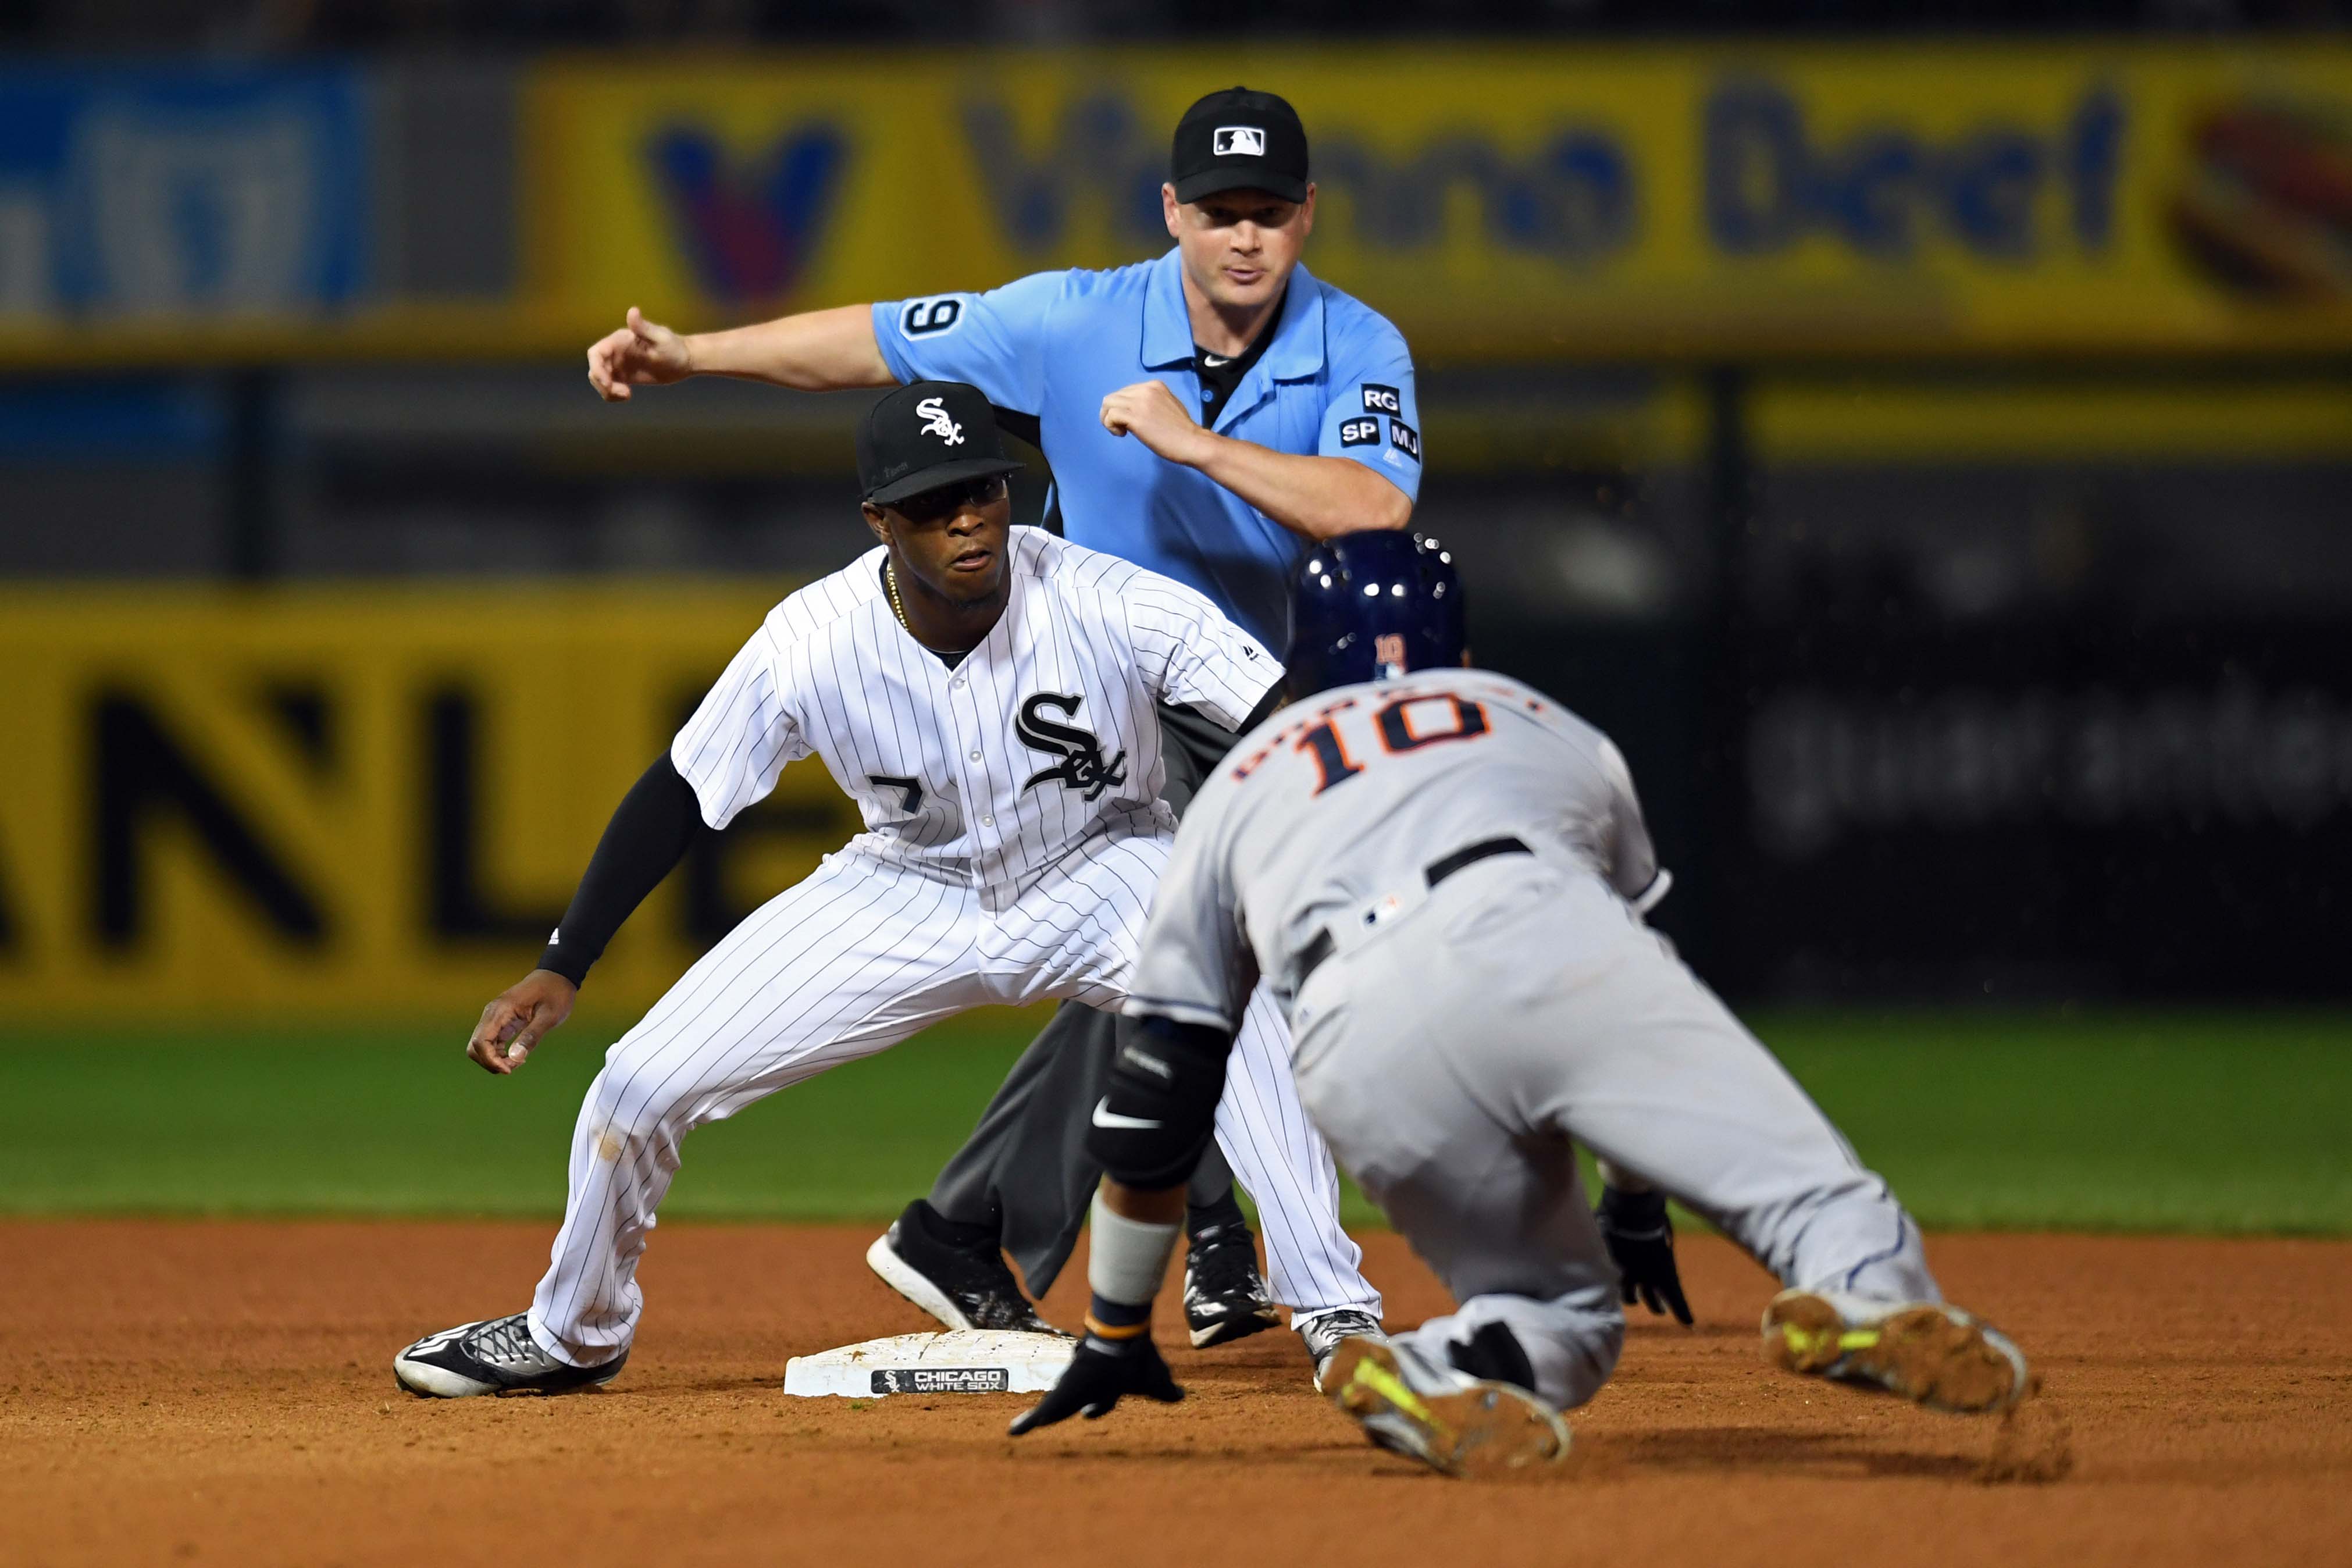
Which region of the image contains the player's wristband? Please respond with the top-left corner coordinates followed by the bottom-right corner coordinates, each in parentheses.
top-left (1087, 1191), bottom-right (1181, 1310)
top-left (1599, 1184), bottom-right (1670, 1235)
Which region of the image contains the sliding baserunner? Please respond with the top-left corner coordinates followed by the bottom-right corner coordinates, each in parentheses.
top-left (1011, 532), bottom-right (2034, 1476)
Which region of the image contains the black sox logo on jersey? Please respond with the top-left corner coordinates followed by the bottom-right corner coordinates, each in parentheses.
top-left (1016, 692), bottom-right (1128, 801)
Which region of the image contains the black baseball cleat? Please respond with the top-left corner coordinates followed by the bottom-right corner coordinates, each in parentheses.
top-left (865, 1200), bottom-right (1068, 1336)
top-left (1184, 1221), bottom-right (1281, 1348)
top-left (394, 1313), bottom-right (627, 1399)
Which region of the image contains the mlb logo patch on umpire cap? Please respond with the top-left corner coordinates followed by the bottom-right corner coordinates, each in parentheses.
top-left (1172, 88), bottom-right (1309, 202)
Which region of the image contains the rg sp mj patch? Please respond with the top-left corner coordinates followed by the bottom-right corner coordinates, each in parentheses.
top-left (871, 1366), bottom-right (1010, 1394)
top-left (1360, 383), bottom-right (1401, 415)
top-left (1339, 416), bottom-right (1380, 447)
top-left (1388, 418), bottom-right (1421, 460)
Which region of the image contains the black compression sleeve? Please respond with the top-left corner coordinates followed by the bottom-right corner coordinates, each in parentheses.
top-left (536, 755), bottom-right (709, 987)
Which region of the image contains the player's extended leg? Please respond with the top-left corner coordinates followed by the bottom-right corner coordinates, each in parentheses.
top-left (527, 851), bottom-right (989, 1368)
top-left (1521, 882), bottom-right (1938, 1303)
top-left (1506, 878), bottom-right (2028, 1411)
top-left (1368, 862), bottom-right (2026, 1414)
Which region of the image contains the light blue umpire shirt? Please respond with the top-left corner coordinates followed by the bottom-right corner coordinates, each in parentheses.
top-left (871, 248), bottom-right (1421, 652)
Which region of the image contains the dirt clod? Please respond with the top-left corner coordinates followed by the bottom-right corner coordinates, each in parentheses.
top-left (1982, 1390), bottom-right (2076, 1484)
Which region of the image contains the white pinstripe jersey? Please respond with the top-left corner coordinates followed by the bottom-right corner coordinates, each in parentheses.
top-left (671, 527), bottom-right (1281, 910)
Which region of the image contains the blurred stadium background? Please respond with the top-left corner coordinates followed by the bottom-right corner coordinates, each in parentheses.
top-left (2, 3), bottom-right (2347, 1230)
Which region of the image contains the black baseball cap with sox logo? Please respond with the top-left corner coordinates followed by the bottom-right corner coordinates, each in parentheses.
top-left (857, 380), bottom-right (1025, 507)
top-left (1170, 86), bottom-right (1310, 205)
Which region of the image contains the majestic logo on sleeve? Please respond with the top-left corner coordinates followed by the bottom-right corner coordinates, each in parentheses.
top-left (916, 397), bottom-right (965, 445)
top-left (1015, 693), bottom-right (1128, 801)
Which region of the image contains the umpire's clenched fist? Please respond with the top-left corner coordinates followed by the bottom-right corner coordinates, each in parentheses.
top-left (587, 307), bottom-right (694, 402)
top-left (467, 969), bottom-right (579, 1075)
top-left (1100, 380), bottom-right (1216, 468)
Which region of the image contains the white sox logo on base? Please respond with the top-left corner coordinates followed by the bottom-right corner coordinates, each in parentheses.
top-left (917, 396), bottom-right (965, 445)
top-left (1016, 692), bottom-right (1127, 801)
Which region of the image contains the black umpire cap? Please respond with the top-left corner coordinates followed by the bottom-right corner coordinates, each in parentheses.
top-left (857, 380), bottom-right (1024, 507)
top-left (1170, 87), bottom-right (1310, 204)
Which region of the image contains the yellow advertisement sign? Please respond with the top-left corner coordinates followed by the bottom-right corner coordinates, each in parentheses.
top-left (526, 43), bottom-right (2352, 358)
top-left (0, 586), bottom-right (860, 1021)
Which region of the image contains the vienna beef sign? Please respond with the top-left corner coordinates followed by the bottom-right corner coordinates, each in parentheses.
top-left (532, 42), bottom-right (2352, 359)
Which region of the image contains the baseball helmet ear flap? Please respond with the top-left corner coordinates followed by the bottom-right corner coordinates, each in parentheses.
top-left (1287, 532), bottom-right (1465, 698)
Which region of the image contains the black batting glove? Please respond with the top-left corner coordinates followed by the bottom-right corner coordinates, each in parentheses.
top-left (1596, 1185), bottom-right (1694, 1326)
top-left (1008, 1337), bottom-right (1184, 1436)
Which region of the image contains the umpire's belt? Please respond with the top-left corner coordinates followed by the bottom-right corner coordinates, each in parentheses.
top-left (1289, 836), bottom-right (1531, 992)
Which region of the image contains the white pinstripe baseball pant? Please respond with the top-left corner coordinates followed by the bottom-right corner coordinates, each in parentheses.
top-left (529, 835), bottom-right (1378, 1367)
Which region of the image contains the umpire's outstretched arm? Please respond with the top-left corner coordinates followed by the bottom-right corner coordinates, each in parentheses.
top-left (587, 304), bottom-right (894, 400)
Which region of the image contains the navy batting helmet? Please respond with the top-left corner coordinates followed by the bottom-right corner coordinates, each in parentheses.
top-left (1287, 532), bottom-right (1465, 697)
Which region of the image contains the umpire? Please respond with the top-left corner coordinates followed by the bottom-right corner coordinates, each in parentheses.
top-left (587, 87), bottom-right (1414, 1369)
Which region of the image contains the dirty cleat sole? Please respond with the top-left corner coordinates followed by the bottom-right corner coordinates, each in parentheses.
top-left (1762, 1291), bottom-right (2029, 1414)
top-left (1324, 1338), bottom-right (1569, 1478)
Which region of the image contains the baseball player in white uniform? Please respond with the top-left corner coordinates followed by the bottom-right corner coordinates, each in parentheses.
top-left (393, 380), bottom-right (1375, 1397)
top-left (1008, 532), bottom-right (2034, 1476)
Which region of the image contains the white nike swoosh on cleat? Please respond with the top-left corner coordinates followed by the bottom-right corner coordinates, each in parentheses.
top-left (1090, 1096), bottom-right (1161, 1131)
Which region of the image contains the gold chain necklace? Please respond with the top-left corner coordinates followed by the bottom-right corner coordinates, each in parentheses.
top-left (885, 561), bottom-right (910, 630)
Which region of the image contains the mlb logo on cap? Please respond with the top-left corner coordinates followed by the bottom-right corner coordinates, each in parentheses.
top-left (1172, 87), bottom-right (1309, 203)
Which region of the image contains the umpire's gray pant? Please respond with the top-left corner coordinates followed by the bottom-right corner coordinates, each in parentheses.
top-left (1289, 853), bottom-right (1937, 1412)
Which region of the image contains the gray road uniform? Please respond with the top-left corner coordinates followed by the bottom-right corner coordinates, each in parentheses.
top-left (1125, 667), bottom-right (1941, 1411)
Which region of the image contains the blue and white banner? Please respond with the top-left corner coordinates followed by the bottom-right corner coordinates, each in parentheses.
top-left (0, 65), bottom-right (369, 320)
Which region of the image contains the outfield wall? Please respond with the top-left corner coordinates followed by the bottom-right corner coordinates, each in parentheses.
top-left (4, 590), bottom-right (2346, 1019)
top-left (10, 44), bottom-right (2352, 366)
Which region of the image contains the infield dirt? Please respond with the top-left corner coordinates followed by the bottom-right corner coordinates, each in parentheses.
top-left (5, 1221), bottom-right (2347, 1567)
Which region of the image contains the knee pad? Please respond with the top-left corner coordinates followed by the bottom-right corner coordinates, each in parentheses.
top-left (1084, 1015), bottom-right (1231, 1189)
